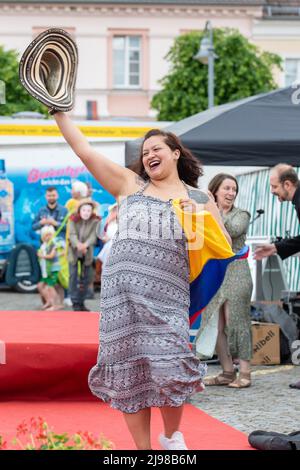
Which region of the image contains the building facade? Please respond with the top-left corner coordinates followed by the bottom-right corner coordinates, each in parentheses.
top-left (0, 0), bottom-right (300, 119)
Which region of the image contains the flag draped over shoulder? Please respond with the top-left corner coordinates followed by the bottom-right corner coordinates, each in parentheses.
top-left (172, 200), bottom-right (249, 330)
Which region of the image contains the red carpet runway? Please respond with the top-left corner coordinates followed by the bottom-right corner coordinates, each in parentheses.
top-left (0, 310), bottom-right (99, 400)
top-left (0, 311), bottom-right (252, 450)
top-left (0, 401), bottom-right (252, 450)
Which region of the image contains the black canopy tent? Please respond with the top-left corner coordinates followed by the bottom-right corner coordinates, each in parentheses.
top-left (125, 87), bottom-right (300, 168)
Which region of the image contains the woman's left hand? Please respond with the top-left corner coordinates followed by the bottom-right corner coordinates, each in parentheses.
top-left (179, 198), bottom-right (203, 213)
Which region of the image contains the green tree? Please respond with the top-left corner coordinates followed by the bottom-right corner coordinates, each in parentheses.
top-left (151, 29), bottom-right (282, 121)
top-left (0, 45), bottom-right (47, 116)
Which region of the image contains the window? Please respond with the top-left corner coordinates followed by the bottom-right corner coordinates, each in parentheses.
top-left (285, 58), bottom-right (300, 87)
top-left (113, 35), bottom-right (141, 88)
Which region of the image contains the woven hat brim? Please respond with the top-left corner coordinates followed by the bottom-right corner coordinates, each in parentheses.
top-left (19, 28), bottom-right (78, 112)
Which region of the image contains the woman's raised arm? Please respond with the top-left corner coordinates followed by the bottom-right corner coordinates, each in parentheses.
top-left (54, 112), bottom-right (137, 198)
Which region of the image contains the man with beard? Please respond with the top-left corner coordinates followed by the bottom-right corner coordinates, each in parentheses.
top-left (32, 186), bottom-right (68, 238)
top-left (254, 164), bottom-right (300, 389)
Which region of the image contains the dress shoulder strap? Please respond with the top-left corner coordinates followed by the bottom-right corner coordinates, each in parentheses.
top-left (182, 182), bottom-right (209, 204)
top-left (189, 189), bottom-right (209, 204)
top-left (135, 178), bottom-right (150, 195)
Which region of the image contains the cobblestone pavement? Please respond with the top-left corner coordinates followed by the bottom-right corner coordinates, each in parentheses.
top-left (0, 289), bottom-right (100, 312)
top-left (1, 290), bottom-right (300, 437)
top-left (191, 364), bottom-right (300, 435)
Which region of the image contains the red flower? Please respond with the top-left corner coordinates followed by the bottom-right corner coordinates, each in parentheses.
top-left (4, 417), bottom-right (114, 450)
top-left (0, 437), bottom-right (7, 450)
top-left (16, 421), bottom-right (28, 436)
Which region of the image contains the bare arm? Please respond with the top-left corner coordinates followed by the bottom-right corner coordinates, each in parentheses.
top-left (54, 113), bottom-right (137, 198)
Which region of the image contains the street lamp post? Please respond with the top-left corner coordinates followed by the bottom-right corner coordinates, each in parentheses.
top-left (194, 21), bottom-right (218, 109)
top-left (0, 80), bottom-right (5, 105)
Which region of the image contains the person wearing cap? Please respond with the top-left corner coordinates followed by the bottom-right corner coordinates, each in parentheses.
top-left (68, 198), bottom-right (100, 311)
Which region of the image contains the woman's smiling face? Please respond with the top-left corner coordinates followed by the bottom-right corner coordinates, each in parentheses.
top-left (142, 135), bottom-right (180, 180)
top-left (215, 178), bottom-right (237, 210)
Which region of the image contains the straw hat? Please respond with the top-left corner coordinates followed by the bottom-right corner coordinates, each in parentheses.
top-left (77, 198), bottom-right (98, 212)
top-left (19, 28), bottom-right (78, 114)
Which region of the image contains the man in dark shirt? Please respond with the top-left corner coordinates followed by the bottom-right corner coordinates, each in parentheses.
top-left (254, 164), bottom-right (300, 389)
top-left (32, 186), bottom-right (68, 239)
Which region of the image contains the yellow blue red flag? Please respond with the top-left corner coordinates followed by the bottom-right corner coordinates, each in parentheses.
top-left (172, 200), bottom-right (249, 330)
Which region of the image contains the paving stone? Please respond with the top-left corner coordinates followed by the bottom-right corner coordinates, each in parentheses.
top-left (190, 364), bottom-right (300, 434)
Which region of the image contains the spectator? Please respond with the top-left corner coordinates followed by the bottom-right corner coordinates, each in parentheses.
top-left (32, 186), bottom-right (67, 239)
top-left (65, 180), bottom-right (89, 250)
top-left (65, 180), bottom-right (89, 214)
top-left (37, 225), bottom-right (64, 311)
top-left (65, 181), bottom-right (96, 300)
top-left (33, 186), bottom-right (70, 305)
top-left (68, 198), bottom-right (100, 311)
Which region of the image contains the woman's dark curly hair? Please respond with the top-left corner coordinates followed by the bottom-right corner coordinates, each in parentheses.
top-left (130, 129), bottom-right (203, 188)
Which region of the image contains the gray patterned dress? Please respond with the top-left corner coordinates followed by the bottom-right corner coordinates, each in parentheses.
top-left (88, 183), bottom-right (207, 413)
top-left (196, 207), bottom-right (253, 361)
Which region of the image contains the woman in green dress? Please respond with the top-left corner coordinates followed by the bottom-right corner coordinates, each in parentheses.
top-left (196, 173), bottom-right (253, 388)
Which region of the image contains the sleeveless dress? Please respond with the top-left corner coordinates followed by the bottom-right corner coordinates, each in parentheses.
top-left (88, 183), bottom-right (207, 413)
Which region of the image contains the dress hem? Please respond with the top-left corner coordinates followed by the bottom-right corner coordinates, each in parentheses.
top-left (89, 385), bottom-right (205, 414)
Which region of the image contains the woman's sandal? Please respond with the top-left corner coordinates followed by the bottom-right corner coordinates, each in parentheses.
top-left (228, 372), bottom-right (251, 389)
top-left (204, 370), bottom-right (237, 386)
